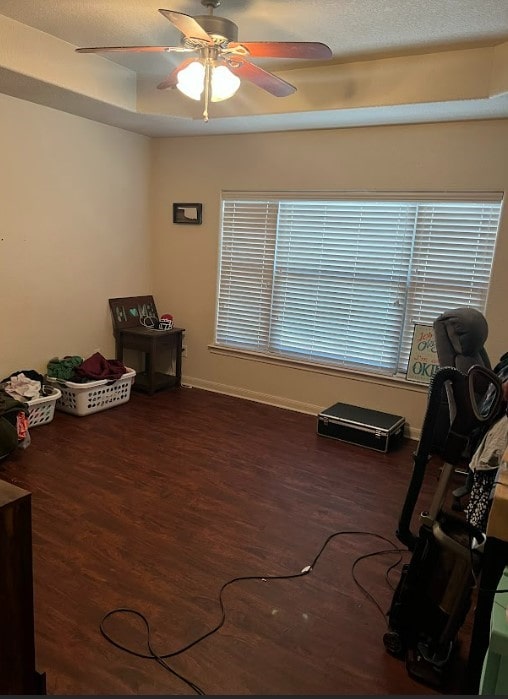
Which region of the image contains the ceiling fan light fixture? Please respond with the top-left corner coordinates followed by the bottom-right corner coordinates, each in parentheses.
top-left (176, 59), bottom-right (240, 104)
top-left (75, 5), bottom-right (332, 121)
top-left (176, 60), bottom-right (205, 100)
top-left (210, 65), bottom-right (240, 102)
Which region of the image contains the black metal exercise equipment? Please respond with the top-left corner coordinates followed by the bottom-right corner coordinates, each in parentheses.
top-left (383, 364), bottom-right (503, 688)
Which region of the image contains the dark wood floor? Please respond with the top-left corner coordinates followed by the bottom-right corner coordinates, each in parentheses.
top-left (1, 387), bottom-right (473, 695)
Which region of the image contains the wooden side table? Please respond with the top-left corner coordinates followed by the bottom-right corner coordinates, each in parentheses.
top-left (108, 296), bottom-right (184, 396)
top-left (115, 326), bottom-right (184, 395)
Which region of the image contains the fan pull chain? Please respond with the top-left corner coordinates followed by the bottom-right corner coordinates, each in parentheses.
top-left (203, 59), bottom-right (211, 122)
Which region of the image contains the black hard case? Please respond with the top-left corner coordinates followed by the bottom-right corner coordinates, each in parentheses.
top-left (317, 402), bottom-right (405, 453)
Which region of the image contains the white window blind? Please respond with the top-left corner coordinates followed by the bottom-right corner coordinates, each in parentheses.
top-left (216, 192), bottom-right (502, 377)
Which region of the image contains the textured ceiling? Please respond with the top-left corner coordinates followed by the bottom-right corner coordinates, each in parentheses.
top-left (1, 0), bottom-right (508, 136)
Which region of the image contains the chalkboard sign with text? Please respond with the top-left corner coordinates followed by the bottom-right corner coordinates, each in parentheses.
top-left (406, 323), bottom-right (440, 384)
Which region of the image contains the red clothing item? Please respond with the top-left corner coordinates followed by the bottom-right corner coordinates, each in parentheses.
top-left (17, 412), bottom-right (29, 439)
top-left (73, 352), bottom-right (126, 381)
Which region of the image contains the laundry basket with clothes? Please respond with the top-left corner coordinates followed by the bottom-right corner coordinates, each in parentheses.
top-left (1, 369), bottom-right (61, 430)
top-left (46, 352), bottom-right (134, 417)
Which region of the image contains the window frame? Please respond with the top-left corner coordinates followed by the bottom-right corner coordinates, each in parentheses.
top-left (214, 190), bottom-right (503, 382)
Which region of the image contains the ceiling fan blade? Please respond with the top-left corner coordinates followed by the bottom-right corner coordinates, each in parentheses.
top-left (226, 58), bottom-right (296, 97)
top-left (158, 9), bottom-right (213, 43)
top-left (228, 41), bottom-right (332, 60)
top-left (157, 58), bottom-right (196, 90)
top-left (76, 45), bottom-right (193, 54)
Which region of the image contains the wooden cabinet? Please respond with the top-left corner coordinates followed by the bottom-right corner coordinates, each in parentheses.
top-left (0, 481), bottom-right (46, 694)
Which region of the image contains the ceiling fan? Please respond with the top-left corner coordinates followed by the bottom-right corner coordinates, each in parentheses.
top-left (76, 0), bottom-right (332, 121)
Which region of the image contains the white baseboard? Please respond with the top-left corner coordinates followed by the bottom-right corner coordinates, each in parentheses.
top-left (182, 376), bottom-right (420, 441)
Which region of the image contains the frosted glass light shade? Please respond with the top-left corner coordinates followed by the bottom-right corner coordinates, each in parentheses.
top-left (176, 61), bottom-right (240, 103)
top-left (210, 65), bottom-right (241, 102)
top-left (176, 61), bottom-right (205, 101)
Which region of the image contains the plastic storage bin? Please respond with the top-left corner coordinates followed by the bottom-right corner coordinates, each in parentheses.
top-left (46, 368), bottom-right (136, 416)
top-left (27, 387), bottom-right (62, 427)
top-left (480, 567), bottom-right (508, 694)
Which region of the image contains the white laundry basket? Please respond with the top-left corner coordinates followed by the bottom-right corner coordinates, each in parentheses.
top-left (46, 368), bottom-right (136, 416)
top-left (27, 387), bottom-right (62, 427)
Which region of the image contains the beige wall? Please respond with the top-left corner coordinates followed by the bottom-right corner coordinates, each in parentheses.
top-left (1, 96), bottom-right (506, 437)
top-left (0, 93), bottom-right (152, 379)
top-left (150, 121), bottom-right (508, 436)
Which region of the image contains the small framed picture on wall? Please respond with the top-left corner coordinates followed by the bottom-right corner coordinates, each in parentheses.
top-left (173, 203), bottom-right (203, 225)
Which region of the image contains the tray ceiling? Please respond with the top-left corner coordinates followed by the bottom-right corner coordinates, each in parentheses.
top-left (1, 0), bottom-right (508, 136)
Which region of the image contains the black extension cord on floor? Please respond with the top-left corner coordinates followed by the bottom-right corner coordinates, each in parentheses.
top-left (100, 530), bottom-right (408, 695)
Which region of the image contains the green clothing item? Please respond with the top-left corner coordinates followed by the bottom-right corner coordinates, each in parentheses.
top-left (47, 356), bottom-right (83, 380)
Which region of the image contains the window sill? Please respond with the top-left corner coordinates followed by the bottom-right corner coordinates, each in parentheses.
top-left (208, 344), bottom-right (429, 393)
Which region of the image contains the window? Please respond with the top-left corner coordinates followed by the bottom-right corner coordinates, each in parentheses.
top-left (216, 192), bottom-right (502, 377)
